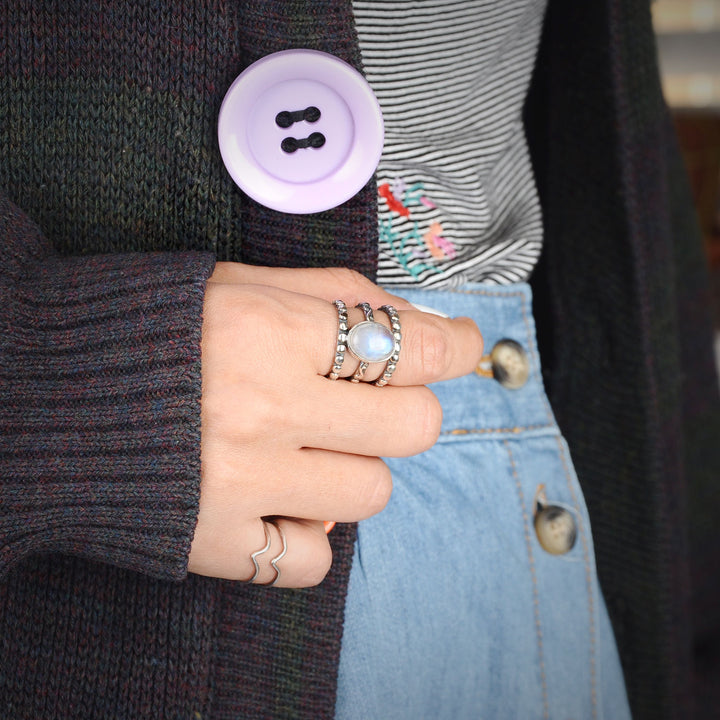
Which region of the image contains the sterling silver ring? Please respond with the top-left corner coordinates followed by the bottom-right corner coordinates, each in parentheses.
top-left (374, 305), bottom-right (402, 387)
top-left (348, 303), bottom-right (397, 383)
top-left (244, 521), bottom-right (272, 584)
top-left (261, 520), bottom-right (288, 588)
top-left (327, 299), bottom-right (349, 380)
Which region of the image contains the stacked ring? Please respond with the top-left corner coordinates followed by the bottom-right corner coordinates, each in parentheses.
top-left (260, 520), bottom-right (287, 588)
top-left (347, 302), bottom-right (400, 384)
top-left (243, 521), bottom-right (272, 584)
top-left (374, 305), bottom-right (402, 387)
top-left (348, 303), bottom-right (376, 382)
top-left (327, 299), bottom-right (349, 380)
top-left (326, 300), bottom-right (402, 386)
top-left (242, 520), bottom-right (287, 587)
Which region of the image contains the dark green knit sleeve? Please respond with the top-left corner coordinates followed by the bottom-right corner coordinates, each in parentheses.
top-left (0, 193), bottom-right (216, 581)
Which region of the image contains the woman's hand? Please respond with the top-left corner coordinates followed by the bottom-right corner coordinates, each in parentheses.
top-left (189, 264), bottom-right (483, 587)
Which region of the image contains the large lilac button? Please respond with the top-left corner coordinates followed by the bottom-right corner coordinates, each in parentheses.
top-left (218, 49), bottom-right (384, 214)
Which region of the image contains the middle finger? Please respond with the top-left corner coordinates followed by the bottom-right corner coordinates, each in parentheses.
top-left (290, 376), bottom-right (443, 458)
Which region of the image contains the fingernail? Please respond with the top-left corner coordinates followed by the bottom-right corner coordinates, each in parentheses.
top-left (324, 521), bottom-right (336, 534)
top-left (410, 303), bottom-right (450, 319)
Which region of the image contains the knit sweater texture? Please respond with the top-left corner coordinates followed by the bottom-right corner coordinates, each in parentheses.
top-left (1, 1), bottom-right (372, 717)
top-left (2, 0), bottom-right (720, 719)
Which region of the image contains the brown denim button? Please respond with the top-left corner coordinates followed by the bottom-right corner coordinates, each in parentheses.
top-left (534, 505), bottom-right (578, 555)
top-left (490, 339), bottom-right (529, 389)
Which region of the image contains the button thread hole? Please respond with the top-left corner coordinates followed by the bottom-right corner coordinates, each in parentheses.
top-left (275, 106), bottom-right (321, 128)
top-left (281, 132), bottom-right (326, 154)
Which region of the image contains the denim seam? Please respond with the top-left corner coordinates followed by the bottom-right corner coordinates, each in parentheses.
top-left (444, 287), bottom-right (556, 426)
top-left (442, 423), bottom-right (555, 437)
top-left (556, 434), bottom-right (598, 720)
top-left (504, 438), bottom-right (550, 720)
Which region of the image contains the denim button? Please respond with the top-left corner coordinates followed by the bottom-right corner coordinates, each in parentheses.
top-left (534, 505), bottom-right (578, 555)
top-left (218, 49), bottom-right (384, 214)
top-left (490, 339), bottom-right (529, 389)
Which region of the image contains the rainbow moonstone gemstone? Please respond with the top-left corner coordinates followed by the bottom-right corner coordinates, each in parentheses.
top-left (347, 321), bottom-right (395, 363)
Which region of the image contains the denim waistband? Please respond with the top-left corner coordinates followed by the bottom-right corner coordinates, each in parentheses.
top-left (394, 283), bottom-right (557, 438)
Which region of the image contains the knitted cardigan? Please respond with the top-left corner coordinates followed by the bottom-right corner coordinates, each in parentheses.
top-left (1, 1), bottom-right (719, 719)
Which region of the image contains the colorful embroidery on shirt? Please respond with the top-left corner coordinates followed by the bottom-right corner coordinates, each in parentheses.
top-left (378, 182), bottom-right (411, 218)
top-left (424, 222), bottom-right (457, 260)
top-left (378, 177), bottom-right (456, 279)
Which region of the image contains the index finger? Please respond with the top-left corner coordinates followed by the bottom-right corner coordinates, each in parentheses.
top-left (317, 304), bottom-right (484, 387)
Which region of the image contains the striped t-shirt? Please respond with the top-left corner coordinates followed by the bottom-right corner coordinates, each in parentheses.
top-left (352, 0), bottom-right (547, 287)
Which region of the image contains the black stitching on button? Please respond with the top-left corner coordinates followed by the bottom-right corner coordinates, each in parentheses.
top-left (275, 106), bottom-right (321, 128)
top-left (281, 137), bottom-right (298, 153)
top-left (275, 111), bottom-right (293, 128)
top-left (281, 132), bottom-right (326, 154)
top-left (304, 106), bottom-right (321, 123)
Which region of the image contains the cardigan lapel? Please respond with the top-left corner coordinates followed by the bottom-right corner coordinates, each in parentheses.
top-left (210, 4), bottom-right (373, 719)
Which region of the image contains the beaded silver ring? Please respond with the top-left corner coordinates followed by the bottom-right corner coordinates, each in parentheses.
top-left (348, 303), bottom-right (374, 383)
top-left (374, 305), bottom-right (402, 387)
top-left (347, 302), bottom-right (400, 384)
top-left (327, 299), bottom-right (349, 380)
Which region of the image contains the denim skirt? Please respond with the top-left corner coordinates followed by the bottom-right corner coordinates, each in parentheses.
top-left (336, 284), bottom-right (632, 720)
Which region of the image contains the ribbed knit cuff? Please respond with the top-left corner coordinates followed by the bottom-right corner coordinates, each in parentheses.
top-left (1, 196), bottom-right (216, 580)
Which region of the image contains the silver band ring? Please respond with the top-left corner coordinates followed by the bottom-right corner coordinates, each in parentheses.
top-left (374, 305), bottom-right (402, 387)
top-left (349, 303), bottom-right (374, 383)
top-left (260, 520), bottom-right (288, 587)
top-left (327, 300), bottom-right (349, 380)
top-left (348, 303), bottom-right (397, 383)
top-left (243, 521), bottom-right (272, 584)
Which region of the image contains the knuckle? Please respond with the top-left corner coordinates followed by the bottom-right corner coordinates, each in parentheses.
top-left (200, 388), bottom-right (242, 446)
top-left (200, 387), bottom-right (226, 428)
top-left (417, 322), bottom-right (452, 379)
top-left (415, 389), bottom-right (443, 451)
top-left (363, 461), bottom-right (393, 516)
top-left (463, 317), bottom-right (485, 367)
top-left (228, 386), bottom-right (279, 442)
top-left (324, 267), bottom-right (374, 295)
top-left (300, 541), bottom-right (333, 587)
top-left (474, 323), bottom-right (485, 359)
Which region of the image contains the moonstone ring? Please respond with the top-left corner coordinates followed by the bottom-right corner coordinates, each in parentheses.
top-left (347, 303), bottom-right (401, 385)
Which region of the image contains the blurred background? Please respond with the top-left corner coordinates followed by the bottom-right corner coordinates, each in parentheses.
top-left (653, 0), bottom-right (720, 376)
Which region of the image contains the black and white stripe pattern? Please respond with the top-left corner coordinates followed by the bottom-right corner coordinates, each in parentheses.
top-left (352, 0), bottom-right (547, 287)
